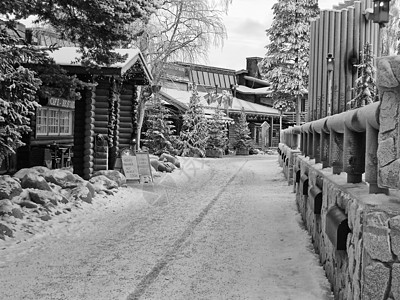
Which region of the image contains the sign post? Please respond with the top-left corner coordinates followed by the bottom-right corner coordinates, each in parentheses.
top-left (135, 151), bottom-right (153, 182)
top-left (121, 155), bottom-right (140, 181)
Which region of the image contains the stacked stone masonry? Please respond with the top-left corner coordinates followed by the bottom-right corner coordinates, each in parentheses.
top-left (277, 52), bottom-right (400, 300)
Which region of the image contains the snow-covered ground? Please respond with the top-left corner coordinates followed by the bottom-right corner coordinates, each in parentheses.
top-left (0, 155), bottom-right (333, 300)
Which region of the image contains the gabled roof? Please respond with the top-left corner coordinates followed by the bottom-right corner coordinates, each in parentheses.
top-left (47, 47), bottom-right (153, 82)
top-left (160, 88), bottom-right (280, 117)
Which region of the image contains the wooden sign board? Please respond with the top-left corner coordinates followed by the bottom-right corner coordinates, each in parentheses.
top-left (135, 151), bottom-right (153, 181)
top-left (121, 155), bottom-right (140, 180)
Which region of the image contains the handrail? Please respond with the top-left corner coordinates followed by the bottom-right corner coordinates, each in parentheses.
top-left (281, 101), bottom-right (387, 194)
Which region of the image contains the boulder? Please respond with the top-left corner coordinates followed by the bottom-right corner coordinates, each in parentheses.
top-left (20, 173), bottom-right (52, 191)
top-left (28, 189), bottom-right (60, 206)
top-left (18, 201), bottom-right (38, 209)
top-left (11, 207), bottom-right (24, 219)
top-left (0, 222), bottom-right (13, 239)
top-left (89, 175), bottom-right (118, 190)
top-left (69, 186), bottom-right (92, 203)
top-left (44, 169), bottom-right (79, 188)
top-left (151, 159), bottom-right (168, 172)
top-left (0, 175), bottom-right (23, 200)
top-left (13, 168), bottom-right (42, 180)
top-left (159, 153), bottom-right (181, 168)
top-left (92, 170), bottom-right (126, 186)
top-left (0, 199), bottom-right (14, 216)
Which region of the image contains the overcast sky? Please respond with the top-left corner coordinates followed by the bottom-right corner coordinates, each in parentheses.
top-left (203, 0), bottom-right (337, 70)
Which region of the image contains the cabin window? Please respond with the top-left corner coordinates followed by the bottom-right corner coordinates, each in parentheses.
top-left (36, 107), bottom-right (73, 136)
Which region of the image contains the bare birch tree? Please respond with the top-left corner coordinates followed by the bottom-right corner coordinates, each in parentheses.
top-left (133, 0), bottom-right (232, 149)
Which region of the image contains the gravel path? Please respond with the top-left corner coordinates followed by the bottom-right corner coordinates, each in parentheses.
top-left (0, 155), bottom-right (333, 300)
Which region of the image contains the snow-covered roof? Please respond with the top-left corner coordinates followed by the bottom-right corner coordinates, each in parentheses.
top-left (160, 88), bottom-right (280, 117)
top-left (236, 85), bottom-right (272, 95)
top-left (47, 47), bottom-right (153, 80)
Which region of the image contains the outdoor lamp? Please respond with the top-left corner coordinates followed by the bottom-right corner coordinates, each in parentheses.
top-left (326, 53), bottom-right (334, 72)
top-left (365, 0), bottom-right (391, 24)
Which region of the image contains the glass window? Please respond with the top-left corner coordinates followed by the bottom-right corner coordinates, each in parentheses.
top-left (47, 109), bottom-right (59, 135)
top-left (36, 107), bottom-right (73, 137)
top-left (36, 108), bottom-right (48, 136)
top-left (59, 110), bottom-right (72, 135)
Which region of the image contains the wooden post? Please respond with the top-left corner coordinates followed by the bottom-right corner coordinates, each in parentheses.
top-left (343, 125), bottom-right (365, 183)
top-left (339, 9), bottom-right (348, 113)
top-left (317, 17), bottom-right (323, 119)
top-left (333, 11), bottom-right (341, 115)
top-left (321, 10), bottom-right (329, 118)
top-left (330, 129), bottom-right (344, 175)
top-left (346, 6), bottom-right (355, 111)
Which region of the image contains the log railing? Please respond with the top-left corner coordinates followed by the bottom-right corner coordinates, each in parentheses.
top-left (281, 101), bottom-right (387, 194)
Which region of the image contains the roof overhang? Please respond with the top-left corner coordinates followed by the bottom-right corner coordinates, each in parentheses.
top-left (46, 47), bottom-right (153, 83)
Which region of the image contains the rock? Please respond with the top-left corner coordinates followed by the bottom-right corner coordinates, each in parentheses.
top-left (11, 207), bottom-right (24, 219)
top-left (13, 168), bottom-right (41, 180)
top-left (0, 200), bottom-right (14, 216)
top-left (364, 212), bottom-right (393, 262)
top-left (40, 215), bottom-right (51, 221)
top-left (18, 201), bottom-right (38, 209)
top-left (0, 222), bottom-right (13, 239)
top-left (44, 169), bottom-right (79, 188)
top-left (0, 175), bottom-right (23, 200)
top-left (28, 189), bottom-right (66, 207)
top-left (363, 262), bottom-right (390, 300)
top-left (20, 173), bottom-right (52, 191)
top-left (69, 186), bottom-right (92, 203)
top-left (159, 153), bottom-right (181, 168)
top-left (163, 162), bottom-right (176, 172)
top-left (92, 170), bottom-right (126, 187)
top-left (151, 160), bottom-right (169, 172)
top-left (89, 175), bottom-right (118, 190)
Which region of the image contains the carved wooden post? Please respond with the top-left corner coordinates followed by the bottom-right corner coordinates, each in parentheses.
top-left (343, 125), bottom-right (365, 183)
top-left (313, 129), bottom-right (321, 164)
top-left (327, 116), bottom-right (344, 175)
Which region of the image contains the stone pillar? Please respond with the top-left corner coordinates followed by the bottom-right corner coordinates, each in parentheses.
top-left (366, 122), bottom-right (388, 194)
top-left (376, 56), bottom-right (400, 189)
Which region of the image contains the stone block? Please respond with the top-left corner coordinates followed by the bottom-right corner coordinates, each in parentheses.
top-left (392, 264), bottom-right (400, 300)
top-left (364, 212), bottom-right (393, 262)
top-left (377, 137), bottom-right (397, 167)
top-left (362, 262), bottom-right (390, 300)
top-left (389, 216), bottom-right (400, 257)
top-left (376, 56), bottom-right (400, 89)
top-left (379, 92), bottom-right (399, 134)
top-left (379, 159), bottom-right (400, 189)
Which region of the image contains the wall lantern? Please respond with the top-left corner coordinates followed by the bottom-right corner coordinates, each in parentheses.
top-left (365, 0), bottom-right (391, 24)
top-left (326, 53), bottom-right (334, 72)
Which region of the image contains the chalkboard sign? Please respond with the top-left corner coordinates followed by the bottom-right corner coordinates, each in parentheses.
top-left (136, 151), bottom-right (153, 180)
top-left (121, 155), bottom-right (140, 180)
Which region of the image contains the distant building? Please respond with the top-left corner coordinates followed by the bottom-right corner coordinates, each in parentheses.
top-left (159, 58), bottom-right (288, 149)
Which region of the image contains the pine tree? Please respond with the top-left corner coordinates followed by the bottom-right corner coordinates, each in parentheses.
top-left (144, 95), bottom-right (176, 155)
top-left (179, 85), bottom-right (209, 157)
top-left (233, 108), bottom-right (252, 150)
top-left (349, 43), bottom-right (378, 109)
top-left (259, 0), bottom-right (319, 110)
top-left (206, 105), bottom-right (228, 151)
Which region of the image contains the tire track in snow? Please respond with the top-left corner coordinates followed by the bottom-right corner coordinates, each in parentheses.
top-left (126, 160), bottom-right (248, 300)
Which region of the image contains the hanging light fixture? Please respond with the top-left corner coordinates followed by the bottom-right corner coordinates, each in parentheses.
top-left (365, 0), bottom-right (391, 24)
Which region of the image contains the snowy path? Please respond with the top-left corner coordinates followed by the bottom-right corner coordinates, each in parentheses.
top-left (0, 155), bottom-right (333, 300)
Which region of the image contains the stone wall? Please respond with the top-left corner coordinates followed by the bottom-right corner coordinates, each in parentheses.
top-left (296, 155), bottom-right (400, 300)
top-left (376, 56), bottom-right (400, 190)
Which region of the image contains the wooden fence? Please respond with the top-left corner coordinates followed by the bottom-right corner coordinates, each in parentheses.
top-left (308, 0), bottom-right (380, 121)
